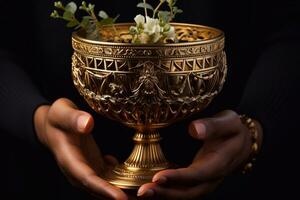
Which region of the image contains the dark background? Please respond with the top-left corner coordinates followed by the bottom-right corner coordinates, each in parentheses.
top-left (0, 0), bottom-right (300, 199)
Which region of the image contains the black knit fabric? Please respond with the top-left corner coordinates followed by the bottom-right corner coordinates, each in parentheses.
top-left (0, 59), bottom-right (49, 146)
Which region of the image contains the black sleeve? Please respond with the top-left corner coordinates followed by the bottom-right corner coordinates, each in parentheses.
top-left (237, 26), bottom-right (300, 161)
top-left (0, 1), bottom-right (49, 147)
top-left (0, 53), bottom-right (49, 147)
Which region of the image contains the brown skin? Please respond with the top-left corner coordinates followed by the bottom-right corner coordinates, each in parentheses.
top-left (34, 99), bottom-right (263, 200)
top-left (34, 98), bottom-right (128, 200)
top-left (137, 110), bottom-right (263, 200)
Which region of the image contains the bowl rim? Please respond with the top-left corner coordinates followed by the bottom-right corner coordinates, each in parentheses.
top-left (72, 22), bottom-right (224, 47)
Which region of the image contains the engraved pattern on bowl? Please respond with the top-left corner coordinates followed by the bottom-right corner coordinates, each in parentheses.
top-left (71, 23), bottom-right (227, 130)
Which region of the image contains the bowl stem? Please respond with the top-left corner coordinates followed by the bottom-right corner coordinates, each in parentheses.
top-left (104, 129), bottom-right (172, 189)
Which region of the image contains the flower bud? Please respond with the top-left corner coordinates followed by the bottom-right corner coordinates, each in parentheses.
top-left (134, 14), bottom-right (146, 26)
top-left (54, 1), bottom-right (63, 9)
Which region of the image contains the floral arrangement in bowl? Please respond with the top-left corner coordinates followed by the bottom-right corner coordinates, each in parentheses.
top-left (51, 0), bottom-right (183, 43)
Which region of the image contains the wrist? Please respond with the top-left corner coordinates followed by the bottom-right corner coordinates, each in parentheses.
top-left (34, 105), bottom-right (50, 146)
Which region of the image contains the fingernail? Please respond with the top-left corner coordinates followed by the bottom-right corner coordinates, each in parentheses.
top-left (77, 115), bottom-right (89, 132)
top-left (153, 176), bottom-right (167, 184)
top-left (194, 123), bottom-right (206, 139)
top-left (137, 189), bottom-right (154, 197)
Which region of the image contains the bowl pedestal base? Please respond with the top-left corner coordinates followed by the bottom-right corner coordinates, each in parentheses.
top-left (104, 130), bottom-right (173, 189)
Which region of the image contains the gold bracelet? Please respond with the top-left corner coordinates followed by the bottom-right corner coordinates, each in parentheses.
top-left (240, 115), bottom-right (259, 174)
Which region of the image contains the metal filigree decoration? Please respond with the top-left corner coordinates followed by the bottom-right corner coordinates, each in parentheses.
top-left (71, 23), bottom-right (227, 189)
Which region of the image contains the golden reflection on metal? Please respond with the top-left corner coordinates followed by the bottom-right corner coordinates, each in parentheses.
top-left (71, 23), bottom-right (227, 189)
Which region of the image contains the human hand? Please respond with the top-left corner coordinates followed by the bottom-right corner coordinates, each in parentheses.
top-left (34, 98), bottom-right (128, 200)
top-left (138, 110), bottom-right (263, 200)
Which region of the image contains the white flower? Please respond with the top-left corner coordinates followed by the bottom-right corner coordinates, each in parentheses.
top-left (144, 16), bottom-right (161, 35)
top-left (131, 14), bottom-right (177, 43)
top-left (164, 26), bottom-right (176, 40)
top-left (134, 14), bottom-right (145, 25)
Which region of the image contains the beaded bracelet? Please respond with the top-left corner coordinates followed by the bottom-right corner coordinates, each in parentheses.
top-left (240, 115), bottom-right (259, 174)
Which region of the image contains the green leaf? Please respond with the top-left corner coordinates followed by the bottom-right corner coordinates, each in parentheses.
top-left (129, 26), bottom-right (138, 34)
top-left (82, 16), bottom-right (93, 20)
top-left (173, 7), bottom-right (183, 14)
top-left (80, 17), bottom-right (90, 29)
top-left (137, 2), bottom-right (154, 10)
top-left (99, 17), bottom-right (115, 26)
top-left (65, 2), bottom-right (77, 14)
top-left (158, 11), bottom-right (171, 24)
top-left (99, 10), bottom-right (109, 19)
top-left (63, 11), bottom-right (74, 21)
top-left (170, 0), bottom-right (176, 6)
top-left (177, 9), bottom-right (183, 13)
top-left (54, 1), bottom-right (64, 9)
top-left (86, 23), bottom-right (100, 40)
top-left (88, 3), bottom-right (95, 11)
top-left (163, 23), bottom-right (171, 31)
top-left (79, 1), bottom-right (89, 12)
top-left (67, 20), bottom-right (79, 28)
top-left (50, 10), bottom-right (60, 18)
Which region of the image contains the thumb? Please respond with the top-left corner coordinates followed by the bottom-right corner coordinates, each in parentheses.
top-left (49, 98), bottom-right (94, 134)
top-left (188, 110), bottom-right (241, 140)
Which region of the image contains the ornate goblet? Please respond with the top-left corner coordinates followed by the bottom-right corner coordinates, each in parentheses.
top-left (71, 23), bottom-right (227, 189)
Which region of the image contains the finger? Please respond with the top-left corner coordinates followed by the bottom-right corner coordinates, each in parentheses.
top-left (49, 98), bottom-right (94, 134)
top-left (61, 154), bottom-right (127, 200)
top-left (188, 110), bottom-right (241, 140)
top-left (138, 180), bottom-right (221, 200)
top-left (81, 174), bottom-right (127, 200)
top-left (153, 132), bottom-right (246, 186)
top-left (152, 152), bottom-right (226, 186)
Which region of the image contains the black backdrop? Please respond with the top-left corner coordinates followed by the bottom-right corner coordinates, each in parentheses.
top-left (0, 0), bottom-right (300, 199)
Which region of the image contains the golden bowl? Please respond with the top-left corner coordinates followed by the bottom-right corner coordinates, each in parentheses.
top-left (71, 23), bottom-right (227, 189)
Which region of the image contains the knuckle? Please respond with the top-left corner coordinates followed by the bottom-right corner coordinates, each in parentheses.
top-left (225, 110), bottom-right (239, 120)
top-left (53, 98), bottom-right (76, 110)
top-left (225, 110), bottom-right (241, 129)
top-left (47, 107), bottom-right (56, 124)
top-left (232, 113), bottom-right (241, 125)
top-left (221, 109), bottom-right (237, 117)
top-left (52, 98), bottom-right (65, 109)
top-left (222, 109), bottom-right (235, 115)
top-left (55, 97), bottom-right (70, 105)
top-left (48, 98), bottom-right (68, 119)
